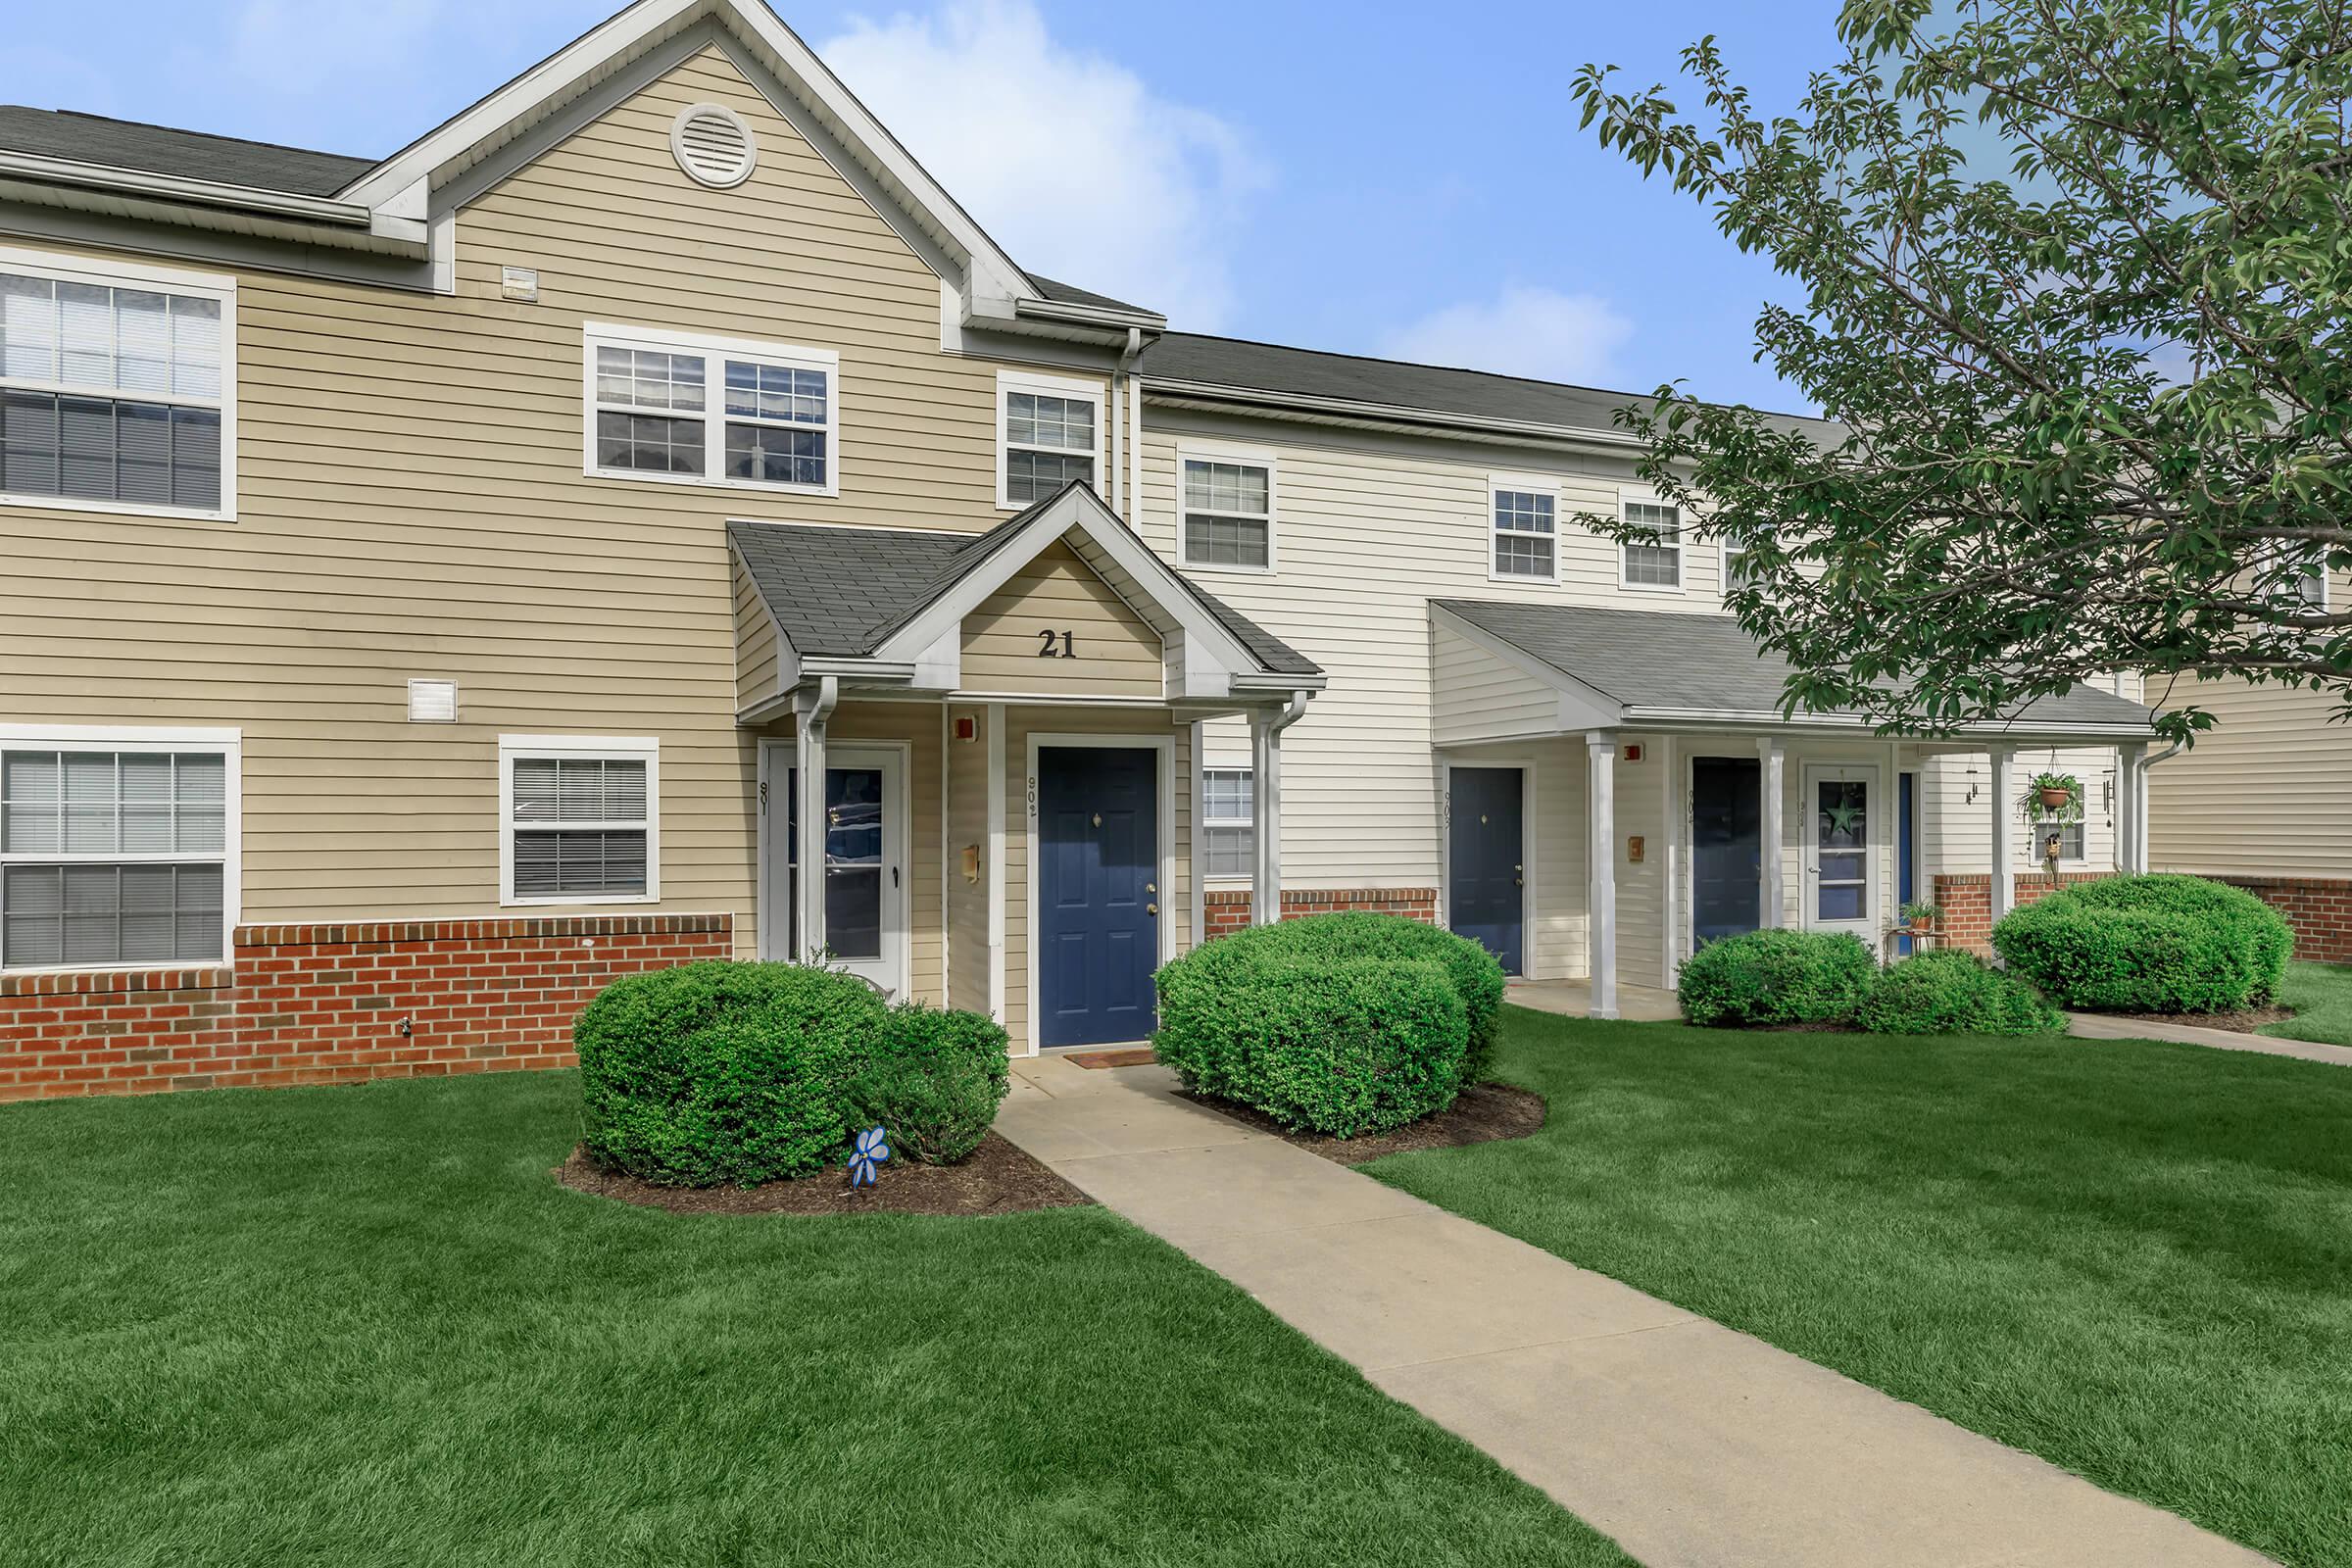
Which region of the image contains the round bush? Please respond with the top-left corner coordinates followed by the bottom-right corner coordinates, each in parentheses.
top-left (1991, 874), bottom-right (2292, 1013)
top-left (574, 960), bottom-right (887, 1187)
top-left (847, 1003), bottom-right (1011, 1165)
top-left (1677, 928), bottom-right (1876, 1028)
top-left (1856, 950), bottom-right (2063, 1037)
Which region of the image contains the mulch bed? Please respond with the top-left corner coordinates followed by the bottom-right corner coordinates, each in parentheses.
top-left (2090, 1004), bottom-right (2298, 1033)
top-left (554, 1132), bottom-right (1093, 1217)
top-left (1184, 1082), bottom-right (1547, 1165)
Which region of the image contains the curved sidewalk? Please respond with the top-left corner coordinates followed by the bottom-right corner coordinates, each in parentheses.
top-left (997, 1054), bottom-right (2274, 1568)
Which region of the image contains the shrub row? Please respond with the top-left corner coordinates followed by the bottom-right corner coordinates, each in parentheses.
top-left (1153, 913), bottom-right (1505, 1137)
top-left (1678, 928), bottom-right (2060, 1037)
top-left (574, 962), bottom-right (1009, 1187)
top-left (1992, 874), bottom-right (2291, 1013)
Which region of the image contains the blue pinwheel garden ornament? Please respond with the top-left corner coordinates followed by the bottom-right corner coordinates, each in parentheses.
top-left (848, 1125), bottom-right (891, 1188)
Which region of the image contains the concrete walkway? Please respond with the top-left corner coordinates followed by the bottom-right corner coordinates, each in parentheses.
top-left (1505, 977), bottom-right (1685, 1022)
top-left (2067, 1010), bottom-right (2352, 1067)
top-left (996, 1054), bottom-right (2271, 1568)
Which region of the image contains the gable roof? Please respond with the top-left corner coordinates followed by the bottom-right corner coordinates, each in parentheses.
top-left (0, 107), bottom-right (372, 197)
top-left (1432, 600), bottom-right (2153, 734)
top-left (727, 488), bottom-right (1318, 680)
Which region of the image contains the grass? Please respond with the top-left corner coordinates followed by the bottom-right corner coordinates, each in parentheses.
top-left (1366, 1008), bottom-right (2352, 1567)
top-left (0, 1071), bottom-right (1629, 1568)
top-left (2267, 959), bottom-right (2352, 1046)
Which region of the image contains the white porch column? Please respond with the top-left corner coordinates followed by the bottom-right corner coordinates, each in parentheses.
top-left (793, 677), bottom-right (838, 962)
top-left (1250, 693), bottom-right (1310, 926)
top-left (1588, 733), bottom-right (1619, 1020)
top-left (1988, 745), bottom-right (2019, 925)
top-left (2117, 743), bottom-right (2147, 873)
top-left (1756, 736), bottom-right (1786, 929)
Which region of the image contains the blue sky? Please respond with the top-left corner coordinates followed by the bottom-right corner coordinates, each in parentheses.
top-left (5, 1), bottom-right (1846, 410)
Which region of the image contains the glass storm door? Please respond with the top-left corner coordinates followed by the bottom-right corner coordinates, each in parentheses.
top-left (765, 743), bottom-right (906, 997)
top-left (1802, 765), bottom-right (1878, 941)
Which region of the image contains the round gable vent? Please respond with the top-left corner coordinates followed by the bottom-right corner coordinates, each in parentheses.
top-left (670, 103), bottom-right (758, 189)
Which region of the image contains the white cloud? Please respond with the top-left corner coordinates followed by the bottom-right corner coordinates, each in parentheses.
top-left (818, 1), bottom-right (1264, 330)
top-left (1380, 287), bottom-right (1636, 385)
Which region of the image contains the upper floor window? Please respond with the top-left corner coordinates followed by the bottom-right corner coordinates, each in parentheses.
top-left (0, 252), bottom-right (233, 519)
top-left (999, 371), bottom-right (1099, 508)
top-left (1723, 540), bottom-right (1759, 591)
top-left (499, 736), bottom-right (660, 906)
top-left (584, 322), bottom-right (836, 496)
top-left (1620, 493), bottom-right (1684, 591)
top-left (1181, 452), bottom-right (1273, 571)
top-left (0, 730), bottom-right (238, 970)
top-left (1490, 479), bottom-right (1558, 581)
top-left (2299, 550), bottom-right (2330, 609)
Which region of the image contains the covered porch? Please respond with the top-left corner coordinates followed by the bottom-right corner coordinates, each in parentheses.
top-left (1430, 601), bottom-right (2161, 1018)
top-left (728, 484), bottom-right (1322, 1052)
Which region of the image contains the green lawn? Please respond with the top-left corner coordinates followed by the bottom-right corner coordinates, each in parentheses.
top-left (0, 1072), bottom-right (1627, 1568)
top-left (2268, 959), bottom-right (2352, 1046)
top-left (1367, 1008), bottom-right (2352, 1568)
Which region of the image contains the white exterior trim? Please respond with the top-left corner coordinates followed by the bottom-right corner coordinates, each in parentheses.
top-left (581, 319), bottom-right (841, 499)
top-left (0, 724), bottom-right (243, 974)
top-left (1174, 439), bottom-right (1279, 577)
top-left (496, 733), bottom-right (662, 907)
top-left (1022, 731), bottom-right (1176, 1054)
top-left (1487, 472), bottom-right (1563, 585)
top-left (995, 368), bottom-right (1106, 512)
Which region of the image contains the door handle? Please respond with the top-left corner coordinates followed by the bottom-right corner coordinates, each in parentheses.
top-left (1147, 903), bottom-right (1159, 915)
top-left (892, 865), bottom-right (901, 888)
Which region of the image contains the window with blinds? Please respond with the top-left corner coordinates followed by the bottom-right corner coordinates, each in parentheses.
top-left (1202, 767), bottom-right (1254, 879)
top-left (1181, 457), bottom-right (1273, 570)
top-left (501, 741), bottom-right (659, 904)
top-left (999, 374), bottom-right (1099, 507)
top-left (586, 324), bottom-right (836, 494)
top-left (1620, 497), bottom-right (1684, 590)
top-left (0, 260), bottom-right (230, 515)
top-left (0, 747), bottom-right (231, 968)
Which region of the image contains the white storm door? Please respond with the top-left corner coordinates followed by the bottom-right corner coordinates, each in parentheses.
top-left (1801, 763), bottom-right (1879, 942)
top-left (763, 741), bottom-right (908, 998)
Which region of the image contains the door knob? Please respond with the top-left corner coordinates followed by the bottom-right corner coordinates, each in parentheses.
top-left (1147, 903), bottom-right (1159, 915)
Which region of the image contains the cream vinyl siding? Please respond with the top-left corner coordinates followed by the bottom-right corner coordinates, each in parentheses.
top-left (1431, 623), bottom-right (1563, 746)
top-left (1919, 746), bottom-right (2126, 879)
top-left (959, 539), bottom-right (1163, 698)
top-left (0, 47), bottom-right (1074, 949)
top-left (2150, 676), bottom-right (2352, 877)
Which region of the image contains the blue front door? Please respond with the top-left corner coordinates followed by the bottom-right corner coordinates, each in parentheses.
top-left (1898, 770), bottom-right (1918, 956)
top-left (1448, 767), bottom-right (1524, 975)
top-left (1691, 756), bottom-right (1763, 946)
top-left (1037, 747), bottom-right (1159, 1048)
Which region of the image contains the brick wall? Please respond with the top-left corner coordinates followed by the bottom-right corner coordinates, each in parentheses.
top-left (1932, 872), bottom-right (2113, 955)
top-left (1200, 887), bottom-right (1440, 940)
top-left (0, 913), bottom-right (730, 1103)
top-left (2214, 877), bottom-right (2352, 963)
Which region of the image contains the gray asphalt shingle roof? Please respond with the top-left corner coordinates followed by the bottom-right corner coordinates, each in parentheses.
top-left (1432, 600), bottom-right (2154, 730)
top-left (1025, 273), bottom-right (1156, 317)
top-left (0, 106), bottom-right (374, 196)
top-left (727, 496), bottom-right (1318, 679)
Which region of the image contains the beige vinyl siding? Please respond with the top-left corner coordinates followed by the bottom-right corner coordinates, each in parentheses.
top-left (0, 46), bottom-right (1069, 951)
top-left (959, 539), bottom-right (1163, 698)
top-left (1920, 746), bottom-right (2126, 880)
top-left (733, 556), bottom-right (780, 714)
top-left (945, 703), bottom-right (993, 1012)
top-left (1431, 624), bottom-right (1562, 746)
top-left (2151, 677), bottom-right (2352, 877)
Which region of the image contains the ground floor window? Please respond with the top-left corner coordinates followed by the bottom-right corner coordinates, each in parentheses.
top-left (1202, 767), bottom-right (1254, 878)
top-left (0, 738), bottom-right (235, 969)
top-left (499, 736), bottom-right (659, 905)
top-left (2029, 810), bottom-right (2085, 864)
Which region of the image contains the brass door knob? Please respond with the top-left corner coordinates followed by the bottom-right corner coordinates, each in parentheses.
top-left (1147, 903), bottom-right (1159, 915)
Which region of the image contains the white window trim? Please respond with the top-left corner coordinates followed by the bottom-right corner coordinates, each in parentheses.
top-left (1200, 763), bottom-right (1255, 885)
top-left (1488, 473), bottom-right (1563, 585)
top-left (497, 734), bottom-right (662, 907)
top-left (0, 244), bottom-right (237, 523)
top-left (996, 368), bottom-right (1104, 512)
top-left (1617, 485), bottom-right (1687, 596)
top-left (0, 723), bottom-right (242, 973)
top-left (1175, 441), bottom-right (1279, 576)
top-left (580, 320), bottom-right (840, 500)
top-left (2025, 809), bottom-right (2090, 869)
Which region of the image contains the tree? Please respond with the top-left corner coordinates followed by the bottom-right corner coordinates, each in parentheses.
top-left (1570, 0), bottom-right (2352, 742)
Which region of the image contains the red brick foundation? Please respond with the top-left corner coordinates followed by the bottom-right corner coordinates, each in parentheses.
top-left (1932, 872), bottom-right (2113, 955)
top-left (1201, 887), bottom-right (1440, 940)
top-left (2211, 877), bottom-right (2352, 963)
top-left (0, 913), bottom-right (731, 1103)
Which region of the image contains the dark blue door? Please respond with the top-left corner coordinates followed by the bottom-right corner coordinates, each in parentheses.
top-left (1898, 771), bottom-right (1918, 956)
top-left (1037, 747), bottom-right (1158, 1048)
top-left (1691, 757), bottom-right (1762, 946)
top-left (1448, 767), bottom-right (1524, 975)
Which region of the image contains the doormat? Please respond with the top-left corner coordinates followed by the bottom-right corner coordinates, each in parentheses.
top-left (1063, 1048), bottom-right (1159, 1069)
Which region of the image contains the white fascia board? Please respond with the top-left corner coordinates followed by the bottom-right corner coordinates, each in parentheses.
top-left (1429, 604), bottom-right (1624, 733)
top-left (1143, 376), bottom-right (1646, 452)
top-left (1619, 706), bottom-right (2160, 741)
top-left (0, 150), bottom-right (381, 232)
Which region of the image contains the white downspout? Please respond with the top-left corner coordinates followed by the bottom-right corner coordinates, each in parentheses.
top-left (793, 675), bottom-right (839, 962)
top-left (1112, 326), bottom-right (1144, 520)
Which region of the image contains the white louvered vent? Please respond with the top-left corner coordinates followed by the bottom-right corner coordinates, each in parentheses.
top-left (670, 104), bottom-right (758, 189)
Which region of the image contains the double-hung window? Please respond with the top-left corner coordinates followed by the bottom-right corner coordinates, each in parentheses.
top-left (999, 371), bottom-right (1100, 508)
top-left (0, 252), bottom-right (232, 518)
top-left (2028, 809), bottom-right (2085, 865)
top-left (1201, 768), bottom-right (1254, 879)
top-left (0, 730), bottom-right (238, 970)
top-left (1180, 453), bottom-right (1274, 571)
top-left (585, 323), bottom-right (836, 495)
top-left (500, 737), bottom-right (660, 906)
top-left (1620, 492), bottom-right (1684, 591)
top-left (1490, 479), bottom-right (1558, 580)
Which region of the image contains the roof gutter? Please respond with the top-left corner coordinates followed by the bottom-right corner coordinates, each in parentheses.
top-left (1011, 295), bottom-right (1168, 334)
top-left (1143, 375), bottom-right (1647, 449)
top-left (1620, 705), bottom-right (2159, 741)
top-left (0, 150), bottom-right (379, 228)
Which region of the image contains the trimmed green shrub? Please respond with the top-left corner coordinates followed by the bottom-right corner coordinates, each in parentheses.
top-left (847, 1003), bottom-right (1011, 1164)
top-left (574, 960), bottom-right (886, 1188)
top-left (1856, 950), bottom-right (2063, 1037)
top-left (1677, 928), bottom-right (1876, 1028)
top-left (1992, 874), bottom-right (2292, 1013)
top-left (1156, 952), bottom-right (1469, 1136)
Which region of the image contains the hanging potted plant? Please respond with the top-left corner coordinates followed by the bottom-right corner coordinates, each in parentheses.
top-left (2022, 770), bottom-right (2082, 820)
